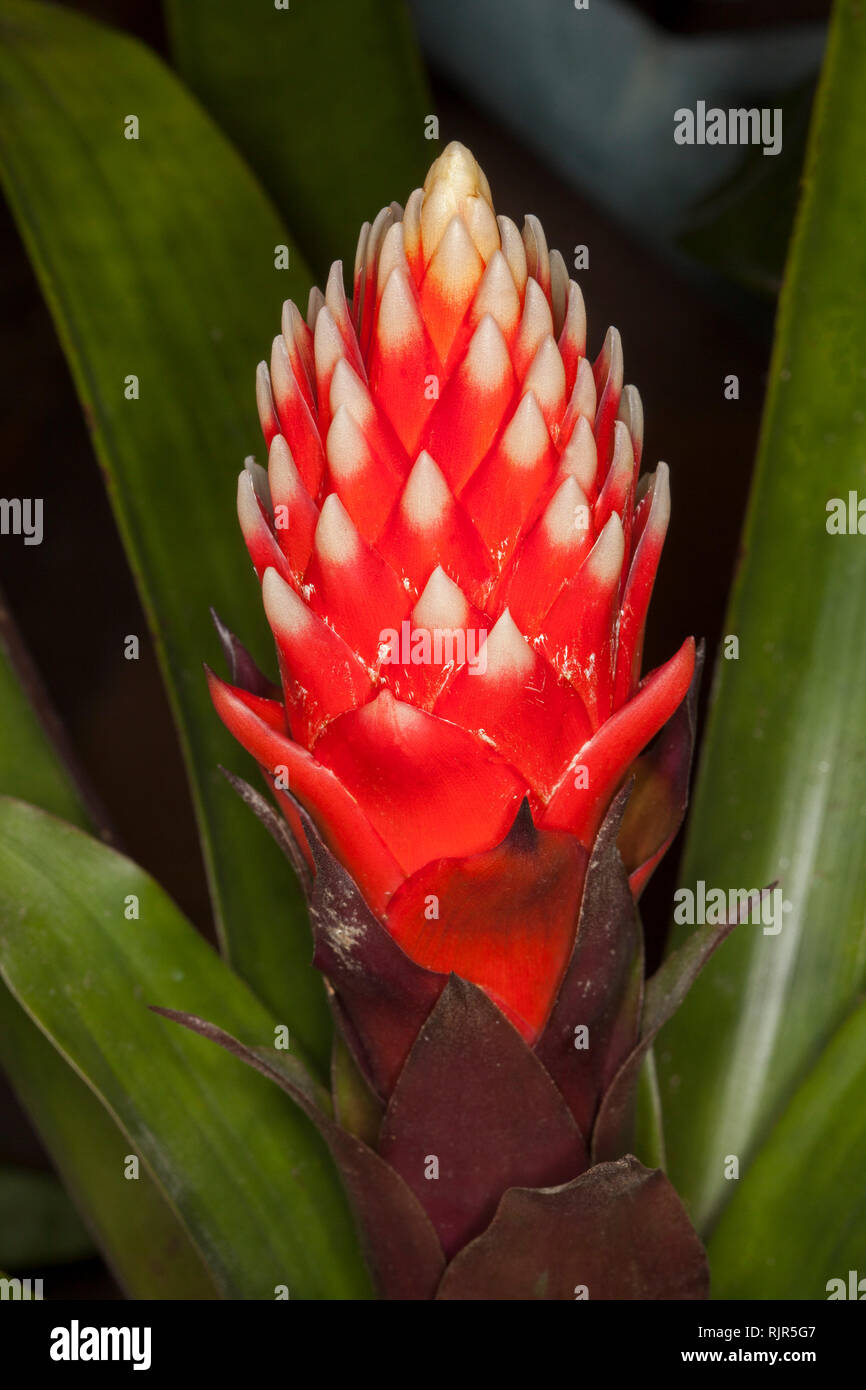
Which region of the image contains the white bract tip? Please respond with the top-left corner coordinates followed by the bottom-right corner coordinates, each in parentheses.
top-left (313, 305), bottom-right (346, 380)
top-left (543, 474), bottom-right (592, 547)
top-left (326, 404), bottom-right (368, 481)
top-left (244, 457), bottom-right (273, 513)
top-left (371, 687), bottom-right (424, 734)
top-left (307, 285), bottom-right (325, 331)
top-left (413, 566), bottom-right (470, 630)
top-left (549, 250), bottom-right (569, 337)
top-left (237, 467), bottom-right (266, 537)
top-left (263, 566), bottom-right (311, 638)
top-left (522, 214), bottom-right (550, 287)
top-left (426, 215), bottom-right (484, 303)
top-left (588, 511), bottom-right (625, 586)
top-left (571, 357), bottom-right (598, 424)
top-left (315, 492), bottom-right (362, 567)
top-left (522, 336), bottom-right (566, 413)
top-left (497, 216), bottom-right (528, 293)
top-left (561, 280), bottom-right (587, 357)
top-left (401, 451), bottom-right (451, 530)
top-left (463, 195), bottom-right (500, 262)
top-left (270, 334), bottom-right (296, 405)
top-left (463, 314), bottom-right (511, 391)
top-left (376, 267), bottom-right (421, 351)
top-left (376, 222), bottom-right (407, 298)
top-left (326, 261), bottom-right (348, 313)
top-left (559, 415), bottom-right (598, 493)
top-left (618, 383), bottom-right (644, 460)
top-left (471, 250), bottom-right (520, 335)
top-left (256, 360), bottom-right (276, 432)
top-left (597, 325), bottom-right (624, 394)
top-left (353, 222), bottom-right (371, 290)
top-left (500, 392), bottom-right (550, 470)
top-left (609, 419), bottom-right (635, 484)
top-left (647, 461), bottom-right (671, 537)
top-left (281, 299), bottom-right (307, 349)
top-left (485, 608), bottom-right (534, 678)
top-left (329, 358), bottom-right (373, 426)
top-left (365, 206), bottom-right (396, 283)
top-left (402, 187), bottom-right (423, 265)
top-left (516, 278), bottom-right (554, 359)
top-left (268, 434), bottom-right (305, 499)
top-left (325, 262), bottom-right (358, 354)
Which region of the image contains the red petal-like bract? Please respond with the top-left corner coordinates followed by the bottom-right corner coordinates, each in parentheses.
top-left (214, 142), bottom-right (694, 1041)
top-left (206, 145), bottom-right (711, 1297)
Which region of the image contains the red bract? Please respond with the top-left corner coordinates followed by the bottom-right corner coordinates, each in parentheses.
top-left (210, 143), bottom-right (694, 1044)
top-left (190, 144), bottom-right (741, 1299)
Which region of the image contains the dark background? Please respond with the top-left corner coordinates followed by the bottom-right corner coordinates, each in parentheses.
top-left (0, 0), bottom-right (831, 1297)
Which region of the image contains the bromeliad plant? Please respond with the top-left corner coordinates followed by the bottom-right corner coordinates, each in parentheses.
top-left (0, 0), bottom-right (865, 1304)
top-left (157, 142), bottom-right (726, 1298)
top-left (211, 142), bottom-right (698, 1038)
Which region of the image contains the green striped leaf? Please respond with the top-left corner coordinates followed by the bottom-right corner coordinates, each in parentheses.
top-left (0, 629), bottom-right (217, 1296)
top-left (709, 1001), bottom-right (866, 1299)
top-left (657, 0), bottom-right (866, 1244)
top-left (0, 797), bottom-right (372, 1299)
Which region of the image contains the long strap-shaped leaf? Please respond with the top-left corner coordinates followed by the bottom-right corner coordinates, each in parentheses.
top-left (0, 795), bottom-right (373, 1299)
top-left (0, 0), bottom-right (331, 1069)
top-left (165, 0), bottom-right (432, 276)
top-left (707, 1000), bottom-right (866, 1298)
top-left (0, 629), bottom-right (217, 1295)
top-left (657, 0), bottom-right (866, 1237)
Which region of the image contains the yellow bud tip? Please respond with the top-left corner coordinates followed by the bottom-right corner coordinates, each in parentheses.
top-left (423, 142), bottom-right (492, 207)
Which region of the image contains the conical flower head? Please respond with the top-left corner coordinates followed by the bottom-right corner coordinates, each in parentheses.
top-left (210, 142), bottom-right (695, 1045)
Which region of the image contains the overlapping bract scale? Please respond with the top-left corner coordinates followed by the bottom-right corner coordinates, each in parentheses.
top-left (214, 142), bottom-right (694, 1037)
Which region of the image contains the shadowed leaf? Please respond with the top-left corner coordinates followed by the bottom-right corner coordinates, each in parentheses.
top-left (437, 1155), bottom-right (709, 1301)
top-left (379, 976), bottom-right (587, 1258)
top-left (0, 799), bottom-right (370, 1299)
top-left (0, 629), bottom-right (218, 1296)
top-left (536, 787), bottom-right (642, 1138)
top-left (154, 1007), bottom-right (445, 1301)
top-left (166, 0), bottom-right (432, 275)
top-left (657, 0), bottom-right (866, 1238)
top-left (0, 0), bottom-right (331, 1067)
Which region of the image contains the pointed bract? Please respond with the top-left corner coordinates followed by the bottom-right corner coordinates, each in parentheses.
top-left (206, 145), bottom-right (712, 1299)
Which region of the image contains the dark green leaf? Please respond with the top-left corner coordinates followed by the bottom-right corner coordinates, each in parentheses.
top-left (0, 1166), bottom-right (92, 1269)
top-left (0, 987), bottom-right (218, 1296)
top-left (166, 0), bottom-right (432, 275)
top-left (0, 629), bottom-right (218, 1296)
top-left (0, 604), bottom-right (96, 835)
top-left (0, 0), bottom-right (331, 1068)
top-left (657, 0), bottom-right (866, 1237)
top-left (679, 83), bottom-right (815, 297)
top-left (0, 798), bottom-right (372, 1299)
top-left (150, 1006), bottom-right (445, 1300)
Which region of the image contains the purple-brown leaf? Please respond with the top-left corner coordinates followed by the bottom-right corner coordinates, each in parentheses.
top-left (535, 786), bottom-right (643, 1139)
top-left (436, 1155), bottom-right (709, 1300)
top-left (379, 976), bottom-right (587, 1258)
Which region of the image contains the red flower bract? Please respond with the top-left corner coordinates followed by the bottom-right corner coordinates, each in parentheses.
top-left (209, 142), bottom-right (695, 1044)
